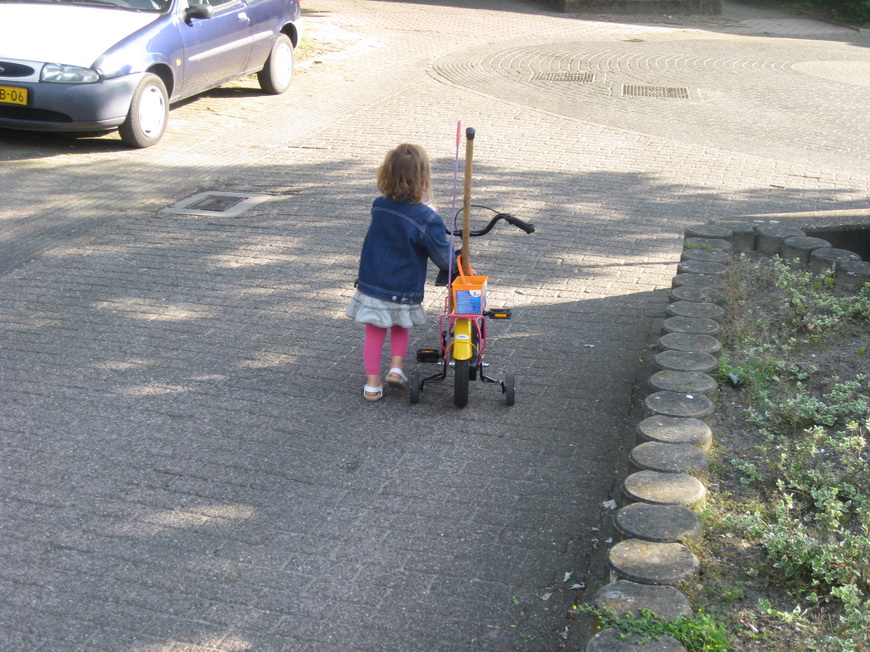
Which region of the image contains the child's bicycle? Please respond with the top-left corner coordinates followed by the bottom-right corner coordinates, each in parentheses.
top-left (409, 127), bottom-right (535, 408)
top-left (409, 207), bottom-right (534, 407)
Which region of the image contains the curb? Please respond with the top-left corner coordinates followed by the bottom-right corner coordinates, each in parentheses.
top-left (585, 220), bottom-right (869, 651)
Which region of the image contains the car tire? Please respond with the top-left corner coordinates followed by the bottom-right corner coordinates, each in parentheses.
top-left (119, 73), bottom-right (168, 148)
top-left (257, 34), bottom-right (294, 95)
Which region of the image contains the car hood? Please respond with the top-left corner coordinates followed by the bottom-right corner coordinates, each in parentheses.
top-left (0, 4), bottom-right (157, 68)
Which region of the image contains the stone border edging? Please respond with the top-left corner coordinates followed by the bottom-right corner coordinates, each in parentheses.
top-left (585, 220), bottom-right (869, 651)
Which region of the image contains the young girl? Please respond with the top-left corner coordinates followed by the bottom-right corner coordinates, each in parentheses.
top-left (346, 143), bottom-right (455, 401)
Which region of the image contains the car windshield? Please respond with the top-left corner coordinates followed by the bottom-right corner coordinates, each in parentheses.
top-left (0, 0), bottom-right (170, 11)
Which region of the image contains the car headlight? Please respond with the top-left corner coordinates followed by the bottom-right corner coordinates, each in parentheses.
top-left (41, 63), bottom-right (100, 84)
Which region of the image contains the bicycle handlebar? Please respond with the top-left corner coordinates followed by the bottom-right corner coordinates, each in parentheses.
top-left (448, 205), bottom-right (535, 237)
top-left (502, 213), bottom-right (535, 234)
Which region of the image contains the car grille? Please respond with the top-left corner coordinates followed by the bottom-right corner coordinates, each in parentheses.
top-left (0, 105), bottom-right (73, 123)
top-left (0, 61), bottom-right (36, 78)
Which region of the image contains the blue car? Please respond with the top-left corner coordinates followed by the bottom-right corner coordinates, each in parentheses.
top-left (0, 0), bottom-right (301, 147)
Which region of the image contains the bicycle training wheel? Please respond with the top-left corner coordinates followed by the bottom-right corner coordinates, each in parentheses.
top-left (503, 373), bottom-right (515, 406)
top-left (409, 370), bottom-right (421, 404)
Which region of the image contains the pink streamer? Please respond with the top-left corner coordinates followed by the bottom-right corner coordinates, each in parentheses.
top-left (447, 120), bottom-right (461, 288)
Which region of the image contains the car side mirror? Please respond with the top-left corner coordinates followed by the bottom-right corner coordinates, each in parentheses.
top-left (184, 3), bottom-right (214, 23)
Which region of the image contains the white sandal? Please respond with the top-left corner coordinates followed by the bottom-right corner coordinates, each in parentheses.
top-left (363, 384), bottom-right (383, 401)
top-left (386, 368), bottom-right (408, 388)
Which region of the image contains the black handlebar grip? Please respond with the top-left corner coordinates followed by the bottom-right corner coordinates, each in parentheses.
top-left (505, 215), bottom-right (535, 234)
top-left (466, 127), bottom-right (475, 140)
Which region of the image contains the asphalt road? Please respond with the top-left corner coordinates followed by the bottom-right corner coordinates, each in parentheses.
top-left (1, 1), bottom-right (869, 650)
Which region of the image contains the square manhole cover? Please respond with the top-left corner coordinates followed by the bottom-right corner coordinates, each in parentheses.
top-left (623, 85), bottom-right (689, 99)
top-left (161, 191), bottom-right (276, 218)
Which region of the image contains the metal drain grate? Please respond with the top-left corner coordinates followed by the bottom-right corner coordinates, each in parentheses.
top-left (531, 72), bottom-right (594, 82)
top-left (187, 195), bottom-right (247, 212)
top-left (623, 85), bottom-right (689, 99)
top-left (161, 191), bottom-right (276, 218)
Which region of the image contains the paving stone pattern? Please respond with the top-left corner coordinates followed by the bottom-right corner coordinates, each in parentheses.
top-left (1, 0), bottom-right (868, 650)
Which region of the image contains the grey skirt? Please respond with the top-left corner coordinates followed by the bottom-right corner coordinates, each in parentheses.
top-left (345, 290), bottom-right (427, 329)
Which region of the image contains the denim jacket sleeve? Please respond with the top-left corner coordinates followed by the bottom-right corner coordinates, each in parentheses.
top-left (355, 198), bottom-right (456, 304)
top-left (420, 211), bottom-right (454, 271)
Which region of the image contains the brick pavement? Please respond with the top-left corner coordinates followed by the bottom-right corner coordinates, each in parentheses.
top-left (1, 1), bottom-right (869, 650)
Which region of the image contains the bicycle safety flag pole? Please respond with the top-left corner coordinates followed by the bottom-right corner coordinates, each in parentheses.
top-left (450, 121), bottom-right (462, 234)
top-left (461, 127), bottom-right (475, 276)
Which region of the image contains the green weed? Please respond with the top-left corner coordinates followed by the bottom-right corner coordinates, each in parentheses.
top-left (712, 253), bottom-right (870, 650)
top-left (576, 605), bottom-right (732, 652)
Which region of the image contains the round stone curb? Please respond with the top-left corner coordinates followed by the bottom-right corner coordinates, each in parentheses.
top-left (609, 539), bottom-right (700, 585)
top-left (656, 332), bottom-right (721, 357)
top-left (676, 259), bottom-right (727, 276)
top-left (666, 300), bottom-right (726, 320)
top-left (661, 315), bottom-right (722, 337)
top-left (782, 235), bottom-right (831, 265)
top-left (671, 272), bottom-right (724, 289)
top-left (668, 285), bottom-right (726, 305)
top-left (587, 221), bottom-right (867, 651)
top-left (809, 247), bottom-right (862, 275)
top-left (714, 221), bottom-right (756, 253)
top-left (680, 247), bottom-right (730, 264)
top-left (629, 442), bottom-right (709, 477)
top-left (718, 221), bottom-right (868, 290)
top-left (623, 470), bottom-right (707, 507)
top-left (643, 391), bottom-right (714, 423)
top-left (636, 415), bottom-right (712, 452)
top-left (648, 370), bottom-right (717, 397)
top-left (684, 224), bottom-right (732, 240)
top-left (683, 237), bottom-right (731, 252)
top-left (593, 580), bottom-right (691, 620)
top-left (614, 503), bottom-right (702, 543)
top-left (653, 350), bottom-right (718, 374)
top-left (587, 628), bottom-right (684, 651)
top-left (755, 224), bottom-right (805, 255)
top-left (837, 260), bottom-right (870, 292)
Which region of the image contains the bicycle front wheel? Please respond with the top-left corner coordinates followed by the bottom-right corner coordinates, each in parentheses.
top-left (454, 358), bottom-right (470, 408)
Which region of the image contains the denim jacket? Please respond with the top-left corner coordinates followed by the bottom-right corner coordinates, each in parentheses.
top-left (355, 196), bottom-right (454, 305)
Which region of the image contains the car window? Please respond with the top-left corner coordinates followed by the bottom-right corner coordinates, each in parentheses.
top-left (123, 0), bottom-right (170, 9)
top-left (4, 0), bottom-right (171, 12)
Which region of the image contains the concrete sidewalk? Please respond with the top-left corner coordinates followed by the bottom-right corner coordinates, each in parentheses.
top-left (1, 1), bottom-right (868, 650)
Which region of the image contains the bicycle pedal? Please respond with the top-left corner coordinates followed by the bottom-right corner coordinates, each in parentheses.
top-left (416, 348), bottom-right (443, 363)
top-left (485, 308), bottom-right (511, 319)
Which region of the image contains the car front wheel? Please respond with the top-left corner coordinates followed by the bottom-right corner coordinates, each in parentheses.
top-left (257, 34), bottom-right (294, 95)
top-left (119, 73), bottom-right (168, 148)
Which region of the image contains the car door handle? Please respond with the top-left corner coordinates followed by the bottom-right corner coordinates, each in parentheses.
top-left (238, 11), bottom-right (250, 22)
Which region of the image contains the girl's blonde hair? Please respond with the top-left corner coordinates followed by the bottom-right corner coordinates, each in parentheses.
top-left (377, 143), bottom-right (431, 204)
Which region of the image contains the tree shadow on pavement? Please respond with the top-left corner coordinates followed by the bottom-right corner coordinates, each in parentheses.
top-left (1, 151), bottom-right (869, 650)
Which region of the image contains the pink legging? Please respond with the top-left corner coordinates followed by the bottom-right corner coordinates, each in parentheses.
top-left (364, 324), bottom-right (410, 376)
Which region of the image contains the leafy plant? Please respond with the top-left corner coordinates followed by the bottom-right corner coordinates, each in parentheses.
top-left (575, 605), bottom-right (732, 652)
top-left (708, 252), bottom-right (870, 650)
top-left (776, 0), bottom-right (870, 29)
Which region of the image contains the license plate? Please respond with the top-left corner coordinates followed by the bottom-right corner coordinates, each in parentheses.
top-left (0, 85), bottom-right (28, 106)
